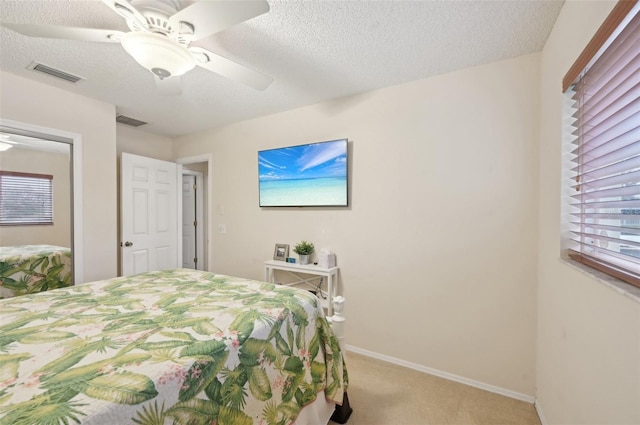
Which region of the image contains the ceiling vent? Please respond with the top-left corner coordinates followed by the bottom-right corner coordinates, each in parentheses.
top-left (116, 114), bottom-right (148, 127)
top-left (27, 62), bottom-right (84, 83)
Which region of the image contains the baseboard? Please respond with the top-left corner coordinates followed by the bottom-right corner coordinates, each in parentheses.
top-left (345, 344), bottom-right (535, 404)
top-left (535, 399), bottom-right (548, 425)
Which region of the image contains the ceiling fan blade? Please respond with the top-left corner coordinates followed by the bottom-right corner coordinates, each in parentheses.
top-left (155, 75), bottom-right (182, 96)
top-left (190, 46), bottom-right (272, 90)
top-left (100, 0), bottom-right (148, 30)
top-left (1, 23), bottom-right (123, 43)
top-left (169, 0), bottom-right (269, 41)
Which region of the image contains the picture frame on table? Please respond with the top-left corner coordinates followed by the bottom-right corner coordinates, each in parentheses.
top-left (273, 244), bottom-right (289, 261)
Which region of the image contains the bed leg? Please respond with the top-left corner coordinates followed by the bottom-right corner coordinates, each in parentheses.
top-left (331, 392), bottom-right (353, 424)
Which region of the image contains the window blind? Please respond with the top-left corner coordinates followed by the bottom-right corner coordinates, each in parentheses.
top-left (0, 171), bottom-right (54, 225)
top-left (566, 3), bottom-right (640, 287)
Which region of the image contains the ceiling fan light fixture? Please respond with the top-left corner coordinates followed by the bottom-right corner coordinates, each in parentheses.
top-left (121, 31), bottom-right (195, 79)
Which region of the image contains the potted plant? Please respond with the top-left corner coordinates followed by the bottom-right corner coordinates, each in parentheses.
top-left (293, 240), bottom-right (315, 265)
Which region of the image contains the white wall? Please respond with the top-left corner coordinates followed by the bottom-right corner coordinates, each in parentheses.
top-left (537, 1), bottom-right (640, 423)
top-left (0, 147), bottom-right (71, 247)
top-left (0, 71), bottom-right (118, 283)
top-left (173, 53), bottom-right (540, 397)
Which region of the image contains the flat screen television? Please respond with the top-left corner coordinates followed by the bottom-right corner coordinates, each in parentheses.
top-left (258, 138), bottom-right (348, 207)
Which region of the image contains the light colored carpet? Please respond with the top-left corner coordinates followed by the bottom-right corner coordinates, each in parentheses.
top-left (330, 352), bottom-right (541, 425)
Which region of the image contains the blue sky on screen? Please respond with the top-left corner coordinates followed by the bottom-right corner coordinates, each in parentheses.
top-left (259, 140), bottom-right (347, 180)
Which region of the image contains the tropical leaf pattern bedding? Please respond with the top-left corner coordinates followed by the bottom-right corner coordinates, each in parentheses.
top-left (0, 268), bottom-right (348, 425)
top-left (0, 245), bottom-right (72, 299)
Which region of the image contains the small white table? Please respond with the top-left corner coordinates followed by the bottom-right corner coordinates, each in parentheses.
top-left (264, 260), bottom-right (339, 315)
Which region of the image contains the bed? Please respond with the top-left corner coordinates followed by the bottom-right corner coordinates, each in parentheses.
top-left (0, 268), bottom-right (349, 424)
top-left (0, 244), bottom-right (72, 299)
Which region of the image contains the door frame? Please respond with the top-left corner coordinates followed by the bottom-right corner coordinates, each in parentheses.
top-left (0, 117), bottom-right (84, 284)
top-left (176, 154), bottom-right (212, 271)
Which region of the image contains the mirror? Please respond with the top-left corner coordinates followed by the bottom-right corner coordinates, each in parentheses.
top-left (0, 124), bottom-right (80, 298)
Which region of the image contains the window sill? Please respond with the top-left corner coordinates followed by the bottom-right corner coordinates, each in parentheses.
top-left (560, 258), bottom-right (640, 304)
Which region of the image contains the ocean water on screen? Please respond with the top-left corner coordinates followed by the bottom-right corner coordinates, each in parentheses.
top-left (260, 177), bottom-right (347, 206)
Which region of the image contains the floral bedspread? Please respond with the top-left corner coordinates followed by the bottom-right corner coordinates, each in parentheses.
top-left (0, 268), bottom-right (348, 425)
top-left (0, 244), bottom-right (72, 299)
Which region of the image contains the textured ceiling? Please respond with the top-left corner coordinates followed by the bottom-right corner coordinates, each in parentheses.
top-left (0, 0), bottom-right (564, 137)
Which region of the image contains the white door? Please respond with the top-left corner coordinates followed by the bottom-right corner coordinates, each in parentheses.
top-left (121, 153), bottom-right (180, 275)
top-left (182, 174), bottom-right (197, 269)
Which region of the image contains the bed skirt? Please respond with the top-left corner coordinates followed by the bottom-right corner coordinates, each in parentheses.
top-left (294, 390), bottom-right (336, 425)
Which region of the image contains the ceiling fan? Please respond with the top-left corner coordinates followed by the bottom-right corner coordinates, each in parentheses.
top-left (1, 0), bottom-right (273, 93)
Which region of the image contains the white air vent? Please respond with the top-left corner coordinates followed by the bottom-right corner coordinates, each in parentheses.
top-left (116, 114), bottom-right (148, 127)
top-left (27, 62), bottom-right (84, 83)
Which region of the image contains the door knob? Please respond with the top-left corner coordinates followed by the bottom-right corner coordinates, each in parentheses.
top-left (124, 241), bottom-right (133, 247)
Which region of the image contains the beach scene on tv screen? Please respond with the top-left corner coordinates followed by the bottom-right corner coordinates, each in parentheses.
top-left (259, 139), bottom-right (347, 206)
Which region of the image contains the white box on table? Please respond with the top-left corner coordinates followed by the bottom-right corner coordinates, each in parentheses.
top-left (318, 252), bottom-right (336, 268)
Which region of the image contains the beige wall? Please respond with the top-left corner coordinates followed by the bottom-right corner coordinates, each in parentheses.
top-left (173, 53), bottom-right (540, 397)
top-left (0, 146), bottom-right (71, 247)
top-left (116, 124), bottom-right (173, 161)
top-left (537, 1), bottom-right (640, 423)
top-left (0, 71), bottom-right (117, 283)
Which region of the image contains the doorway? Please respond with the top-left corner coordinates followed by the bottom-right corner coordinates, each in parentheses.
top-left (181, 170), bottom-right (204, 270)
top-left (118, 153), bottom-right (210, 275)
top-left (177, 155), bottom-right (211, 271)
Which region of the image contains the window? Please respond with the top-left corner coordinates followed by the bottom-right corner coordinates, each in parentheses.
top-left (0, 171), bottom-right (54, 225)
top-left (564, 1), bottom-right (640, 288)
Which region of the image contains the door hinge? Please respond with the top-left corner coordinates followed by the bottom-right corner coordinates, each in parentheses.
top-left (193, 183), bottom-right (197, 190)
top-left (193, 220), bottom-right (197, 227)
top-left (194, 257), bottom-right (198, 264)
